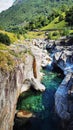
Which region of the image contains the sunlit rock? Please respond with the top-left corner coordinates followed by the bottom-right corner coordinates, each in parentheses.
top-left (21, 79), bottom-right (31, 93)
top-left (31, 78), bottom-right (46, 92)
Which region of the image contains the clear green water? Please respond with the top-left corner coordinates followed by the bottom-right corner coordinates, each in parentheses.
top-left (17, 69), bottom-right (63, 119)
top-left (15, 69), bottom-right (64, 130)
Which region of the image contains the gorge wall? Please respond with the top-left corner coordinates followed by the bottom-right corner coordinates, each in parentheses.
top-left (46, 37), bottom-right (73, 129)
top-left (32, 38), bottom-right (73, 129)
top-left (0, 43), bottom-right (41, 130)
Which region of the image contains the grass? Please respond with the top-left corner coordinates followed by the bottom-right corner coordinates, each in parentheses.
top-left (0, 42), bottom-right (27, 72)
top-left (0, 46), bottom-right (28, 72)
top-left (69, 29), bottom-right (73, 33)
top-left (41, 12), bottom-right (66, 31)
top-left (0, 41), bottom-right (33, 72)
top-left (0, 30), bottom-right (25, 43)
top-left (0, 51), bottom-right (16, 71)
top-left (0, 30), bottom-right (18, 43)
top-left (0, 12), bottom-right (73, 72)
top-left (0, 43), bottom-right (8, 50)
top-left (24, 31), bottom-right (45, 39)
top-left (41, 19), bottom-right (66, 31)
top-left (47, 31), bottom-right (60, 40)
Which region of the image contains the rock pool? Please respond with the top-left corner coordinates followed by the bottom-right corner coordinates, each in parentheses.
top-left (13, 69), bottom-right (64, 130)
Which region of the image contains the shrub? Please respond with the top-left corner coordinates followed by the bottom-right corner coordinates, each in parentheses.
top-left (48, 31), bottom-right (60, 40)
top-left (48, 33), bottom-right (52, 39)
top-left (61, 28), bottom-right (69, 36)
top-left (0, 33), bottom-right (11, 46)
top-left (52, 31), bottom-right (59, 36)
top-left (65, 6), bottom-right (73, 26)
top-left (58, 14), bottom-right (64, 22)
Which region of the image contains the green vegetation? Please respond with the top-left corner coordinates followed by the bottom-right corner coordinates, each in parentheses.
top-left (41, 12), bottom-right (66, 30)
top-left (47, 29), bottom-right (70, 40)
top-left (0, 0), bottom-right (73, 31)
top-left (0, 0), bottom-right (73, 40)
top-left (0, 1), bottom-right (73, 73)
top-left (0, 33), bottom-right (11, 46)
top-left (0, 43), bottom-right (8, 50)
top-left (65, 6), bottom-right (73, 26)
top-left (47, 31), bottom-right (60, 40)
top-left (24, 31), bottom-right (45, 39)
top-left (0, 43), bottom-right (29, 72)
top-left (0, 30), bottom-right (25, 44)
top-left (0, 51), bottom-right (16, 71)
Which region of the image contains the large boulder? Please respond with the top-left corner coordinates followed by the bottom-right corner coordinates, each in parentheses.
top-left (53, 50), bottom-right (73, 74)
top-left (55, 73), bottom-right (73, 120)
top-left (41, 50), bottom-right (52, 67)
top-left (46, 40), bottom-right (56, 51)
top-left (21, 78), bottom-right (46, 93)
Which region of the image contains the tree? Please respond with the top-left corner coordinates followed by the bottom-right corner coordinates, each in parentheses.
top-left (65, 6), bottom-right (73, 26)
top-left (59, 14), bottom-right (64, 22)
top-left (0, 33), bottom-right (11, 46)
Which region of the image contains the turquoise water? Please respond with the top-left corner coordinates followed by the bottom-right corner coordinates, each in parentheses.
top-left (17, 69), bottom-right (63, 118)
top-left (15, 69), bottom-right (64, 130)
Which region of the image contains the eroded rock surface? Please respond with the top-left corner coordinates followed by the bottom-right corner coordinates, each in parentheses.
top-left (46, 38), bottom-right (73, 74)
top-left (46, 37), bottom-right (73, 129)
top-left (0, 43), bottom-right (45, 130)
top-left (55, 73), bottom-right (73, 120)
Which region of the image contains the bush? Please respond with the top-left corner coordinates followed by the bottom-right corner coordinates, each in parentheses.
top-left (65, 6), bottom-right (73, 26)
top-left (52, 31), bottom-right (59, 36)
top-left (48, 31), bottom-right (60, 40)
top-left (0, 33), bottom-right (11, 46)
top-left (48, 33), bottom-right (52, 39)
top-left (61, 29), bottom-right (69, 36)
top-left (58, 14), bottom-right (64, 22)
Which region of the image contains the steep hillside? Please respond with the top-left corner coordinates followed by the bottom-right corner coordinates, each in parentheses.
top-left (0, 0), bottom-right (73, 30)
top-left (41, 13), bottom-right (66, 30)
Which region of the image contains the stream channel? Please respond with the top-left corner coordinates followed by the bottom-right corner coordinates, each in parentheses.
top-left (13, 68), bottom-right (64, 130)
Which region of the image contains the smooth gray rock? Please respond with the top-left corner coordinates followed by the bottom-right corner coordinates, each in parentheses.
top-left (55, 73), bottom-right (73, 120)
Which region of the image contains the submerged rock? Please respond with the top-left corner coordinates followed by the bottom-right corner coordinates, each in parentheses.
top-left (16, 110), bottom-right (33, 118)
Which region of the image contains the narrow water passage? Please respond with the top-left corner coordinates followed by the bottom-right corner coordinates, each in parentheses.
top-left (13, 69), bottom-right (64, 130)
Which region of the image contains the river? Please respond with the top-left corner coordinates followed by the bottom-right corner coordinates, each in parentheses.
top-left (13, 68), bottom-right (64, 130)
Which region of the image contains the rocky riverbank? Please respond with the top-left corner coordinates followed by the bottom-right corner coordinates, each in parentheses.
top-left (0, 42), bottom-right (46, 130)
top-left (0, 36), bottom-right (73, 130)
top-left (32, 37), bottom-right (73, 130)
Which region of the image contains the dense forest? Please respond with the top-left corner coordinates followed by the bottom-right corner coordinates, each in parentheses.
top-left (0, 0), bottom-right (73, 31)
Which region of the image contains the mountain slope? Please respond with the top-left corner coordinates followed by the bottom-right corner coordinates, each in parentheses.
top-left (41, 13), bottom-right (66, 30)
top-left (0, 0), bottom-right (73, 30)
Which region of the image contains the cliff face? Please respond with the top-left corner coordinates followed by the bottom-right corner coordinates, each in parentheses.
top-left (45, 38), bottom-right (73, 129)
top-left (0, 43), bottom-right (37, 130)
top-left (0, 42), bottom-right (46, 130)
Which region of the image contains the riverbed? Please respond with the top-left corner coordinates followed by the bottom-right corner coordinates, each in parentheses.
top-left (13, 68), bottom-right (64, 130)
